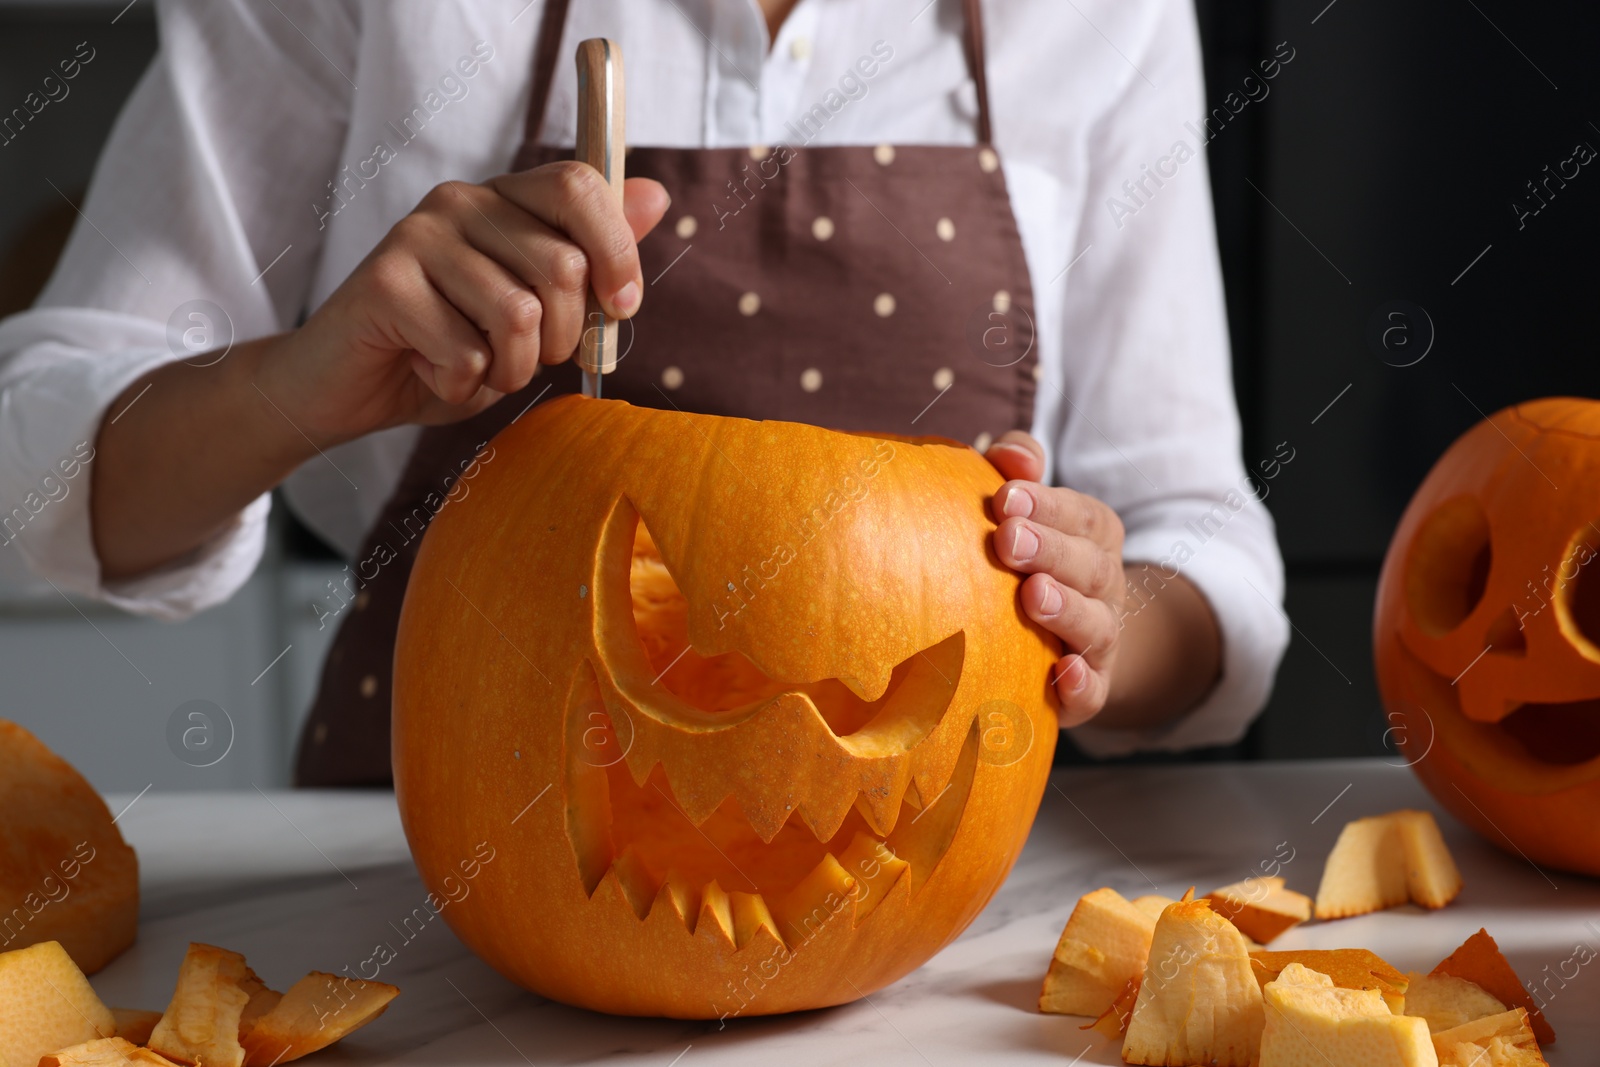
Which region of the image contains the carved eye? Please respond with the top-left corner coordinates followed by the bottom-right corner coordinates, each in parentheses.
top-left (1404, 495), bottom-right (1491, 637)
top-left (1556, 526), bottom-right (1600, 661)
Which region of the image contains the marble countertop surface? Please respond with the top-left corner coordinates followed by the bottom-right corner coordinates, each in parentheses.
top-left (98, 759), bottom-right (1600, 1065)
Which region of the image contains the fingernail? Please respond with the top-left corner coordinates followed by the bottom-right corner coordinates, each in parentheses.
top-left (1001, 486), bottom-right (1033, 518)
top-left (613, 282), bottom-right (640, 314)
top-left (1010, 523), bottom-right (1039, 563)
top-left (1037, 581), bottom-right (1062, 616)
top-left (1071, 658), bottom-right (1089, 693)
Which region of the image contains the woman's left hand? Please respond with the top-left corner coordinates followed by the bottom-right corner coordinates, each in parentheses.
top-left (985, 430), bottom-right (1125, 727)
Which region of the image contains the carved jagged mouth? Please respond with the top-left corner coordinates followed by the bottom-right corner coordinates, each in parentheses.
top-left (559, 514), bottom-right (978, 949)
top-left (1397, 643), bottom-right (1600, 791)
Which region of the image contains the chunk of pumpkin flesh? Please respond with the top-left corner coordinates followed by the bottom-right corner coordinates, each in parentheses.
top-left (1121, 899), bottom-right (1263, 1067)
top-left (1204, 876), bottom-right (1311, 945)
top-left (38, 1038), bottom-right (182, 1067)
top-left (1403, 971), bottom-right (1507, 1032)
top-left (1251, 948), bottom-right (1409, 1015)
top-left (0, 940), bottom-right (116, 1067)
top-left (0, 721), bottom-right (139, 976)
top-left (148, 943), bottom-right (250, 1067)
top-left (1432, 929), bottom-right (1554, 1045)
top-left (1038, 887), bottom-right (1155, 1017)
top-left (1259, 963), bottom-right (1438, 1067)
top-left (238, 972), bottom-right (398, 1067)
top-left (1315, 815), bottom-right (1410, 919)
top-left (1432, 1008), bottom-right (1547, 1066)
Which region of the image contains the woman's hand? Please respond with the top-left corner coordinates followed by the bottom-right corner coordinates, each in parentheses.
top-left (985, 430), bottom-right (1126, 727)
top-left (93, 163), bottom-right (669, 581)
top-left (257, 164), bottom-right (671, 442)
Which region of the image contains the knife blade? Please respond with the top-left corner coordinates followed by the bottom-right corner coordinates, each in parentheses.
top-left (575, 38), bottom-right (625, 399)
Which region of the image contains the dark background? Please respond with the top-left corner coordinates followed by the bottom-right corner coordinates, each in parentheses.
top-left (2, 0), bottom-right (1597, 762)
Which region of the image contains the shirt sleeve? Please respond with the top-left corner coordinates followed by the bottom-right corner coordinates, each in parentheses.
top-left (1045, 0), bottom-right (1291, 756)
top-left (0, 0), bottom-right (358, 620)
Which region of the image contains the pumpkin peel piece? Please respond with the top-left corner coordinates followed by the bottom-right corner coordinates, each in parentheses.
top-left (1203, 875), bottom-right (1312, 945)
top-left (236, 972), bottom-right (398, 1067)
top-left (1431, 929), bottom-right (1554, 1045)
top-left (38, 1037), bottom-right (181, 1067)
top-left (147, 943), bottom-right (250, 1067)
top-left (1431, 1007), bottom-right (1548, 1066)
top-left (1250, 948), bottom-right (1409, 1015)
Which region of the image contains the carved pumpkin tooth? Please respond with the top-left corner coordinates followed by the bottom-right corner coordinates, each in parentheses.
top-left (729, 891), bottom-right (783, 950)
top-left (772, 853), bottom-right (857, 947)
top-left (610, 848), bottom-right (656, 920)
top-left (652, 871), bottom-right (699, 929)
top-left (853, 767), bottom-right (913, 837)
top-left (836, 833), bottom-right (910, 923)
top-left (695, 881), bottom-right (736, 947)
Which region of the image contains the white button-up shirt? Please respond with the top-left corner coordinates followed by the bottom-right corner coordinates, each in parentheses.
top-left (0, 0), bottom-right (1288, 756)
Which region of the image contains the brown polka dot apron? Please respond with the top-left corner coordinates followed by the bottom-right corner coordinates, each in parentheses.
top-left (294, 0), bottom-right (1039, 786)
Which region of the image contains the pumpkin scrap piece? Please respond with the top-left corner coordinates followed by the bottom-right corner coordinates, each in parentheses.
top-left (148, 942), bottom-right (251, 1067)
top-left (1203, 875), bottom-right (1312, 944)
top-left (1258, 962), bottom-right (1436, 1067)
top-left (1250, 948), bottom-right (1409, 1015)
top-left (110, 1008), bottom-right (164, 1045)
top-left (1038, 887), bottom-right (1156, 1017)
top-left (38, 1037), bottom-right (182, 1067)
top-left (1432, 1008), bottom-right (1548, 1066)
top-left (1431, 929), bottom-right (1554, 1045)
top-left (0, 721), bottom-right (140, 975)
top-left (1402, 971), bottom-right (1507, 1032)
top-left (1082, 978), bottom-right (1139, 1038)
top-left (0, 940), bottom-right (116, 1067)
top-left (1121, 898), bottom-right (1263, 1067)
top-left (1314, 809), bottom-right (1461, 919)
top-left (238, 971), bottom-right (399, 1067)
top-left (1129, 894), bottom-right (1177, 923)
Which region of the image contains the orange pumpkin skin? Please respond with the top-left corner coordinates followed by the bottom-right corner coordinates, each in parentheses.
top-left (393, 397), bottom-right (1058, 1018)
top-left (1375, 397), bottom-right (1600, 877)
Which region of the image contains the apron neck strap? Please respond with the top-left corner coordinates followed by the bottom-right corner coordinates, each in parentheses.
top-left (521, 0), bottom-right (995, 147)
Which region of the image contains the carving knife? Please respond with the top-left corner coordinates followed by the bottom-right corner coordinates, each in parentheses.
top-left (575, 38), bottom-right (625, 399)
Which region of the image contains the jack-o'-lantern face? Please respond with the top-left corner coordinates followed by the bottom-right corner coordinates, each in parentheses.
top-left (393, 397), bottom-right (1057, 1018)
top-left (1376, 397), bottom-right (1600, 876)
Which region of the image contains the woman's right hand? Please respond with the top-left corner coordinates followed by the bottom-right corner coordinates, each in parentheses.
top-left (257, 164), bottom-right (670, 443)
top-left (90, 164), bottom-right (668, 581)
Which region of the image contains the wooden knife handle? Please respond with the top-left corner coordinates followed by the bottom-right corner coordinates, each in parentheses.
top-left (575, 38), bottom-right (625, 378)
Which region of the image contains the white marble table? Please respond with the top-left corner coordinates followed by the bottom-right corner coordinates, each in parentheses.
top-left (100, 760), bottom-right (1600, 1065)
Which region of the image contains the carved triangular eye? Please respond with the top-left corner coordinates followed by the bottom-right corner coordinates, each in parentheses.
top-left (1405, 495), bottom-right (1491, 637)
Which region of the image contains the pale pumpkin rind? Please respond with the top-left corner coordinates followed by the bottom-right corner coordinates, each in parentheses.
top-left (0, 721), bottom-right (139, 974)
top-left (393, 398), bottom-right (1059, 1017)
top-left (1375, 397), bottom-right (1600, 877)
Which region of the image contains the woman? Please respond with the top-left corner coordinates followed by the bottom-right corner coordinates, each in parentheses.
top-left (0, 0), bottom-right (1287, 784)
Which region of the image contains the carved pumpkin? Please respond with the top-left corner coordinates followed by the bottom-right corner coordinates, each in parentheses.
top-left (392, 397), bottom-right (1057, 1017)
top-left (1374, 397), bottom-right (1600, 876)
